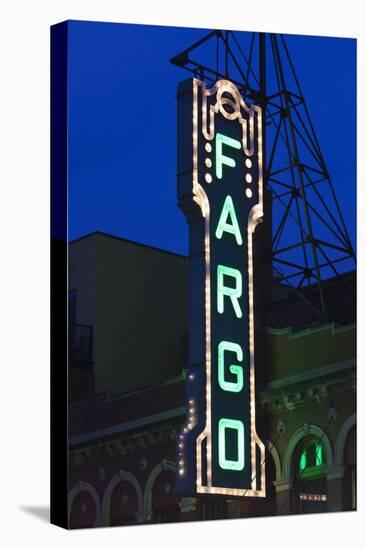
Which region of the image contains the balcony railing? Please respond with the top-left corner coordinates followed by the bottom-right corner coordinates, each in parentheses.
top-left (69, 323), bottom-right (93, 362)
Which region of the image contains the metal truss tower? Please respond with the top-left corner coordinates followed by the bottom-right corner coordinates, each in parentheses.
top-left (171, 30), bottom-right (356, 326)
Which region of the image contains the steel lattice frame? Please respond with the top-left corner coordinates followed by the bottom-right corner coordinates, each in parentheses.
top-left (171, 30), bottom-right (356, 324)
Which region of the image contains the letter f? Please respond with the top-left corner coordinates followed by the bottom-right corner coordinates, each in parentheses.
top-left (215, 133), bottom-right (241, 180)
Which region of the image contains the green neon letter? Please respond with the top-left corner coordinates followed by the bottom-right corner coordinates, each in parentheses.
top-left (215, 132), bottom-right (241, 180)
top-left (218, 341), bottom-right (243, 393)
top-left (215, 195), bottom-right (243, 246)
top-left (217, 264), bottom-right (243, 318)
top-left (218, 418), bottom-right (245, 471)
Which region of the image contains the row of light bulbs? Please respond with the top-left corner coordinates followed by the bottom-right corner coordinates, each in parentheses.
top-left (178, 383), bottom-right (196, 476)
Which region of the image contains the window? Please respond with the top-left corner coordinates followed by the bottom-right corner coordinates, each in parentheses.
top-left (294, 440), bottom-right (327, 514)
top-left (299, 441), bottom-right (324, 472)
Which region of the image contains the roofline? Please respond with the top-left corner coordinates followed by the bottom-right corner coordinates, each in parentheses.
top-left (68, 231), bottom-right (188, 259)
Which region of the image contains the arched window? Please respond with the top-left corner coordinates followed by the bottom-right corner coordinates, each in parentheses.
top-left (151, 470), bottom-right (179, 524)
top-left (70, 491), bottom-right (97, 529)
top-left (109, 480), bottom-right (138, 526)
top-left (299, 441), bottom-right (324, 472)
top-left (293, 440), bottom-right (327, 514)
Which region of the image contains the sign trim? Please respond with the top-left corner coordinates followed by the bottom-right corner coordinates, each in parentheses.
top-left (191, 78), bottom-right (266, 497)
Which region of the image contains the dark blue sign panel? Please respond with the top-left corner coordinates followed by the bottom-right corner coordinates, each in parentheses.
top-left (177, 78), bottom-right (266, 497)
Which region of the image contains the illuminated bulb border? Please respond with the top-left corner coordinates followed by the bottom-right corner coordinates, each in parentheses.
top-left (299, 493), bottom-right (327, 502)
top-left (201, 79), bottom-right (255, 156)
top-left (191, 78), bottom-right (266, 498)
top-left (178, 397), bottom-right (197, 477)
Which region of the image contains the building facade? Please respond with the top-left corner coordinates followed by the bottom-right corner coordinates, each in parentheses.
top-left (68, 232), bottom-right (356, 528)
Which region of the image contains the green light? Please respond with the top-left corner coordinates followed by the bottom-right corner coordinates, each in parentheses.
top-left (316, 444), bottom-right (323, 466)
top-left (215, 195), bottom-right (243, 246)
top-left (218, 418), bottom-right (245, 471)
top-left (300, 450), bottom-right (307, 471)
top-left (215, 132), bottom-right (241, 180)
top-left (217, 264), bottom-right (243, 318)
top-left (218, 341), bottom-right (243, 393)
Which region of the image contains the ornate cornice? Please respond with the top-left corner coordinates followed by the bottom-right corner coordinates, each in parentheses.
top-left (69, 421), bottom-right (179, 466)
top-left (258, 366), bottom-right (355, 414)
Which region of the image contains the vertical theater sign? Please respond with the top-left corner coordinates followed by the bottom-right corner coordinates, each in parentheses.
top-left (177, 78), bottom-right (266, 497)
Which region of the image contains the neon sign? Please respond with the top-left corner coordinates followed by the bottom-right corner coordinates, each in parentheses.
top-left (177, 78), bottom-right (265, 497)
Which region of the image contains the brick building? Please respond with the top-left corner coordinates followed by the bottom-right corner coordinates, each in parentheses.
top-left (67, 232), bottom-right (356, 528)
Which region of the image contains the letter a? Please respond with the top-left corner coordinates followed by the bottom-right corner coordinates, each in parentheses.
top-left (215, 195), bottom-right (243, 246)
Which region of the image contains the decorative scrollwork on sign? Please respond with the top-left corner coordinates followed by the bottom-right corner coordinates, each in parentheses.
top-left (200, 80), bottom-right (255, 156)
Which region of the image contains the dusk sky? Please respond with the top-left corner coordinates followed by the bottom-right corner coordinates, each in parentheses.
top-left (67, 20), bottom-right (356, 257)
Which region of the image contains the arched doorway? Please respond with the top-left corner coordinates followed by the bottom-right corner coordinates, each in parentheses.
top-left (69, 490), bottom-right (97, 529)
top-left (292, 438), bottom-right (327, 514)
top-left (151, 469), bottom-right (179, 523)
top-left (109, 479), bottom-right (139, 526)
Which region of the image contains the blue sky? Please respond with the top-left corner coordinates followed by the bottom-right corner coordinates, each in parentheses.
top-left (67, 21), bottom-right (356, 256)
